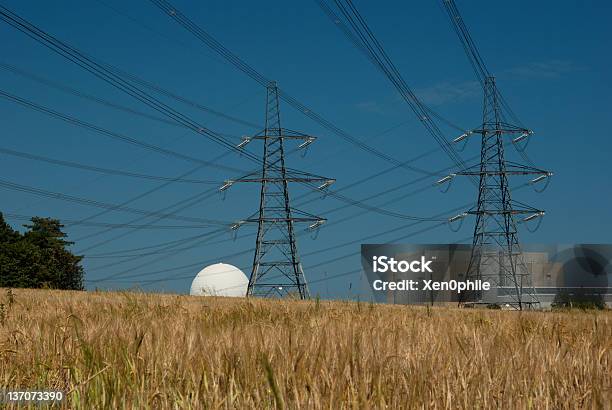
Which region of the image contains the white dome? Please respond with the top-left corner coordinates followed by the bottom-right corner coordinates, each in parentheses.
top-left (189, 263), bottom-right (248, 297)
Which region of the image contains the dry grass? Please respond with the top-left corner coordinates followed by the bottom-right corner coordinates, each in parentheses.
top-left (0, 288), bottom-right (610, 409)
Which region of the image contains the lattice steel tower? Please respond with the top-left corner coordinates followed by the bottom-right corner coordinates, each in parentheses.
top-left (223, 82), bottom-right (334, 299)
top-left (456, 77), bottom-right (550, 310)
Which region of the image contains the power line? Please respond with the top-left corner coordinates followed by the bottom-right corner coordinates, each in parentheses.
top-left (0, 60), bottom-right (256, 133)
top-left (86, 227), bottom-right (230, 282)
top-left (0, 5), bottom-right (264, 165)
top-left (0, 5), bottom-right (474, 226)
top-left (319, 0), bottom-right (523, 220)
top-left (0, 89), bottom-right (244, 173)
top-left (101, 62), bottom-right (262, 130)
top-left (0, 177), bottom-right (229, 226)
top-left (0, 3), bottom-right (498, 290)
top-left (73, 187), bottom-right (220, 252)
top-left (112, 213), bottom-right (466, 287)
top-left (82, 139), bottom-right (486, 262)
top-left (319, 0), bottom-right (471, 176)
top-left (3, 212), bottom-right (217, 230)
top-left (315, 0), bottom-right (465, 134)
top-left (147, 0), bottom-right (449, 177)
top-left (0, 146), bottom-right (221, 184)
top-left (0, 9), bottom-right (414, 220)
top-left (440, 0), bottom-right (524, 128)
top-left (85, 174), bottom-right (533, 286)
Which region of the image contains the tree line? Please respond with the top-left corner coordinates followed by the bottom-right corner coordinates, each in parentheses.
top-left (0, 212), bottom-right (84, 290)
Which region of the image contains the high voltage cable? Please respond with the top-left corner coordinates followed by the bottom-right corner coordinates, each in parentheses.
top-left (307, 141), bottom-right (515, 223)
top-left (1, 3), bottom-right (475, 262)
top-left (0, 177), bottom-right (229, 226)
top-left (0, 4), bottom-right (348, 187)
top-left (85, 229), bottom-right (235, 258)
top-left (88, 248), bottom-right (254, 282)
top-left (0, 61), bottom-right (256, 133)
top-left (84, 143), bottom-right (483, 260)
top-left (0, 90), bottom-right (253, 247)
top-left (89, 216), bottom-right (443, 284)
top-left (87, 157), bottom-right (464, 262)
top-left (1, 86), bottom-right (449, 225)
top-left (0, 10), bottom-right (434, 222)
top-left (88, 177), bottom-right (531, 284)
top-left (85, 195), bottom-right (450, 281)
top-left (440, 0), bottom-right (523, 127)
top-left (0, 5), bottom-right (466, 223)
top-left (0, 89), bottom-right (244, 173)
top-left (0, 5), bottom-right (264, 164)
top-left (87, 227), bottom-right (230, 282)
top-left (318, 0), bottom-right (520, 217)
top-left (72, 161), bottom-right (221, 228)
top-left (108, 214), bottom-right (467, 286)
top-left (315, 0), bottom-right (465, 134)
top-left (439, 0), bottom-right (538, 168)
top-left (0, 147), bottom-right (221, 184)
top-left (85, 181), bottom-right (434, 263)
top-left (147, 0), bottom-right (448, 177)
top-left (294, 145), bottom-right (443, 204)
top-left (319, 0), bottom-right (470, 177)
top-left (73, 187), bottom-right (220, 252)
top-left (87, 227), bottom-right (228, 275)
top-left (79, 141), bottom-right (451, 258)
top-left (99, 62), bottom-right (262, 130)
top-left (0, 61), bottom-right (179, 128)
top-left (3, 212), bottom-right (216, 230)
top-left (87, 183), bottom-right (476, 282)
top-left (73, 143), bottom-right (324, 254)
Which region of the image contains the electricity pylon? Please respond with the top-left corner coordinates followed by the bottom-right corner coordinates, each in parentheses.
top-left (222, 82), bottom-right (334, 299)
top-left (454, 77), bottom-right (551, 309)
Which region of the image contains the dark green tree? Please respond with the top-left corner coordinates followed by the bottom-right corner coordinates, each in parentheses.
top-left (0, 213), bottom-right (19, 243)
top-left (0, 213), bottom-right (84, 290)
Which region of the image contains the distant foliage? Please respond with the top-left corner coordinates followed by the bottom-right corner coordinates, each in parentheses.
top-left (0, 213), bottom-right (84, 290)
top-left (552, 290), bottom-right (606, 310)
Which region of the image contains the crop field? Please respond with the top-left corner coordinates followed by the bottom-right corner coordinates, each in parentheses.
top-left (0, 288), bottom-right (610, 409)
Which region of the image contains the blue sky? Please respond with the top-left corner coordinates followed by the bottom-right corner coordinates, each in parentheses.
top-left (1, 0), bottom-right (610, 298)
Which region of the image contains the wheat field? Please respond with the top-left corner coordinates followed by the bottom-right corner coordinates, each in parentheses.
top-left (0, 288), bottom-right (610, 409)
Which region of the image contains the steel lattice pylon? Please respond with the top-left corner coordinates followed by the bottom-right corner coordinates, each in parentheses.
top-left (457, 77), bottom-right (550, 310)
top-left (225, 82), bottom-right (333, 299)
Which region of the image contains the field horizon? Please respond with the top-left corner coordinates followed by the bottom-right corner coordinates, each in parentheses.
top-left (1, 287), bottom-right (610, 408)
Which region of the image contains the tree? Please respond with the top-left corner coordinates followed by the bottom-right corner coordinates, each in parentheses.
top-left (0, 213), bottom-right (84, 290)
top-left (0, 213), bottom-right (19, 243)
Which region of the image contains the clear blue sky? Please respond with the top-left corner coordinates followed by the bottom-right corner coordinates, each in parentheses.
top-left (1, 0), bottom-right (610, 298)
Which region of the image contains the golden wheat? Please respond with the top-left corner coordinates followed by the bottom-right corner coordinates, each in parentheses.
top-left (0, 288), bottom-right (610, 409)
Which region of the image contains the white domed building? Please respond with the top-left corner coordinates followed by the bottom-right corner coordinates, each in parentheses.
top-left (189, 263), bottom-right (248, 297)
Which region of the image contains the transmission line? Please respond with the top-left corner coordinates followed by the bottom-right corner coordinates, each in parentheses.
top-left (318, 0), bottom-right (471, 176)
top-left (0, 177), bottom-right (229, 226)
top-left (0, 5), bottom-right (265, 164)
top-left (1, 5), bottom-right (476, 225)
top-left (0, 89), bottom-right (244, 173)
top-left (147, 0), bottom-right (452, 177)
top-left (3, 212), bottom-right (215, 230)
top-left (0, 61), bottom-right (257, 133)
top-left (0, 9), bottom-right (424, 221)
top-left (0, 147), bottom-right (220, 185)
